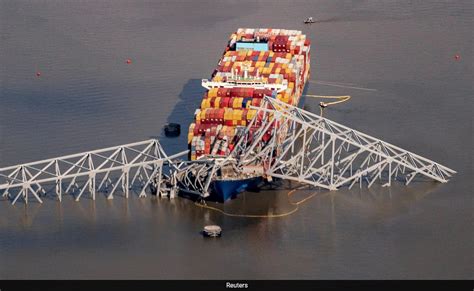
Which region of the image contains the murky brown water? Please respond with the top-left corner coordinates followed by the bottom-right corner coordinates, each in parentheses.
top-left (0, 0), bottom-right (472, 279)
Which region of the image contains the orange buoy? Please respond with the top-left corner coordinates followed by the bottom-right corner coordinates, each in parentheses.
top-left (36, 72), bottom-right (41, 77)
top-left (454, 54), bottom-right (460, 60)
top-left (126, 59), bottom-right (132, 64)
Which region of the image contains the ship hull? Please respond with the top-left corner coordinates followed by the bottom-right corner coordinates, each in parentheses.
top-left (210, 176), bottom-right (262, 202)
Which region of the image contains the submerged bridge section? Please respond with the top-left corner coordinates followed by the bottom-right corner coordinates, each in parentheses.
top-left (0, 97), bottom-right (456, 204)
top-left (0, 139), bottom-right (187, 205)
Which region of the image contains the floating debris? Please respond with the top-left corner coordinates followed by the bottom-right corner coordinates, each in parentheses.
top-left (164, 123), bottom-right (181, 137)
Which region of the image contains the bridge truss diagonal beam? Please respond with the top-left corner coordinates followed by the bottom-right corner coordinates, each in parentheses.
top-left (0, 139), bottom-right (188, 205)
top-left (232, 96), bottom-right (456, 191)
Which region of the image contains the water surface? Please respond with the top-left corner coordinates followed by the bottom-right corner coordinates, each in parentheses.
top-left (0, 0), bottom-right (472, 279)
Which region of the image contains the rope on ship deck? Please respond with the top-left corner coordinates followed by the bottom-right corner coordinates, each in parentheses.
top-left (194, 186), bottom-right (319, 218)
top-left (303, 94), bottom-right (351, 117)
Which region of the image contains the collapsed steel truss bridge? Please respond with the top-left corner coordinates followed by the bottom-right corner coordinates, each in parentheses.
top-left (0, 97), bottom-right (455, 204)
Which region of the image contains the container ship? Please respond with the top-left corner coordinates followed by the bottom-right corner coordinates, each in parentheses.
top-left (187, 28), bottom-right (311, 202)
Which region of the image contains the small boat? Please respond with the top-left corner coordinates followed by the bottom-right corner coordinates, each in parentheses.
top-left (304, 17), bottom-right (315, 24)
top-left (203, 225), bottom-right (222, 237)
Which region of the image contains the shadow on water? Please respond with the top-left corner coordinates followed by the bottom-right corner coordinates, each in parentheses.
top-left (150, 79), bottom-right (205, 154)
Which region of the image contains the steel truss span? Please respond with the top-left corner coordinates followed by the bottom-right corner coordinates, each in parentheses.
top-left (233, 96), bottom-right (456, 191)
top-left (0, 97), bottom-right (456, 204)
top-left (0, 139), bottom-right (187, 205)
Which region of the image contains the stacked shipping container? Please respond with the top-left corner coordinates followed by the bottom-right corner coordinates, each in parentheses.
top-left (188, 28), bottom-right (311, 160)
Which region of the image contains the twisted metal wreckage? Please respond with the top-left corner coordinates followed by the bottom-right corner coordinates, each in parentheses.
top-left (0, 97), bottom-right (456, 205)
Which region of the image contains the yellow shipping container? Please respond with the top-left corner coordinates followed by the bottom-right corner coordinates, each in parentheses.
top-left (233, 98), bottom-right (242, 108)
top-left (236, 98), bottom-right (242, 108)
top-left (286, 53), bottom-right (291, 59)
top-left (188, 132), bottom-right (193, 144)
top-left (214, 97), bottom-right (221, 108)
top-left (208, 88), bottom-right (218, 98)
top-left (275, 68), bottom-right (281, 74)
top-left (224, 108), bottom-right (232, 120)
top-left (233, 109), bottom-right (242, 120)
top-left (247, 109), bottom-right (257, 120)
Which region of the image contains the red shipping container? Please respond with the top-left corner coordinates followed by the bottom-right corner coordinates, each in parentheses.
top-left (193, 124), bottom-right (200, 135)
top-left (218, 108), bottom-right (225, 122)
top-left (230, 88), bottom-right (240, 97)
top-left (253, 89), bottom-right (264, 98)
top-left (275, 35), bottom-right (289, 43)
top-left (208, 109), bottom-right (214, 122)
top-left (217, 88), bottom-right (227, 97)
top-left (262, 133), bottom-right (271, 142)
top-left (242, 109), bottom-right (248, 120)
top-left (252, 98), bottom-right (261, 107)
top-left (220, 97), bottom-right (230, 107)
